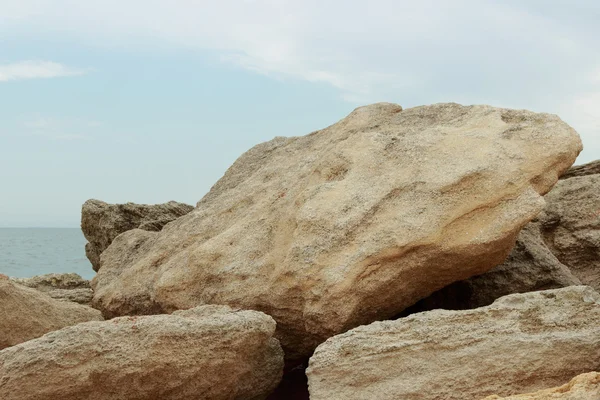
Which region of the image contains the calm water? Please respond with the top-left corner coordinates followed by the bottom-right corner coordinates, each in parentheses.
top-left (0, 228), bottom-right (95, 280)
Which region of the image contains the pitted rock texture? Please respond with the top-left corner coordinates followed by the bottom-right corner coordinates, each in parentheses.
top-left (0, 275), bottom-right (103, 350)
top-left (538, 173), bottom-right (600, 291)
top-left (402, 223), bottom-right (581, 312)
top-left (560, 159), bottom-right (600, 180)
top-left (401, 161), bottom-right (600, 312)
top-left (91, 102), bottom-right (582, 359)
top-left (306, 286), bottom-right (600, 400)
top-left (81, 199), bottom-right (194, 271)
top-left (0, 305), bottom-right (284, 400)
top-left (11, 273), bottom-right (93, 305)
top-left (484, 372), bottom-right (600, 399)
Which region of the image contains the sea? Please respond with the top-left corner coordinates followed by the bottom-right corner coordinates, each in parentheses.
top-left (0, 228), bottom-right (95, 280)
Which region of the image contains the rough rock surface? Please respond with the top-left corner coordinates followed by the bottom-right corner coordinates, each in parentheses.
top-left (307, 286), bottom-right (600, 400)
top-left (405, 161), bottom-right (600, 312)
top-left (0, 275), bottom-right (103, 350)
top-left (484, 372), bottom-right (600, 399)
top-left (538, 174), bottom-right (600, 291)
top-left (11, 273), bottom-right (93, 305)
top-left (81, 199), bottom-right (194, 271)
top-left (0, 305), bottom-right (284, 400)
top-left (92, 103), bottom-right (581, 359)
top-left (403, 223), bottom-right (581, 312)
top-left (560, 160), bottom-right (600, 180)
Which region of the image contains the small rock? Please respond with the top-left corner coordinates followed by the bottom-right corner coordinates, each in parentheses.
top-left (0, 278), bottom-right (103, 350)
top-left (483, 372), bottom-right (600, 399)
top-left (10, 273), bottom-right (93, 305)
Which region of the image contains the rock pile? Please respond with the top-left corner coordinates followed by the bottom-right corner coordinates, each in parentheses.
top-left (2, 103), bottom-right (598, 400)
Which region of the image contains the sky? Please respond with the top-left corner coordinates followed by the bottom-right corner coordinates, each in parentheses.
top-left (0, 0), bottom-right (599, 227)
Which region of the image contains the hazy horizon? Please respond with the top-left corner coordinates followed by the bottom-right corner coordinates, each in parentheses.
top-left (2, 1), bottom-right (599, 228)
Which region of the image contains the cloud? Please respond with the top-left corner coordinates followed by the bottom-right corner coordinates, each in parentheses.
top-left (0, 61), bottom-right (85, 82)
top-left (2, 0), bottom-right (599, 159)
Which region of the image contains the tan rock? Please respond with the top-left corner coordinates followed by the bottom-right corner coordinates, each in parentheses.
top-left (81, 199), bottom-right (194, 271)
top-left (560, 159), bottom-right (600, 180)
top-left (10, 273), bottom-right (93, 305)
top-left (404, 161), bottom-right (600, 313)
top-left (403, 223), bottom-right (581, 312)
top-left (306, 286), bottom-right (600, 400)
top-left (0, 276), bottom-right (103, 350)
top-left (484, 372), bottom-right (600, 399)
top-left (92, 103), bottom-right (582, 359)
top-left (539, 174), bottom-right (600, 291)
top-left (0, 305), bottom-right (284, 400)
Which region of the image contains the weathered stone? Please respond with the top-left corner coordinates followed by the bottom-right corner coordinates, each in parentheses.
top-left (538, 174), bottom-right (600, 291)
top-left (403, 163), bottom-right (600, 312)
top-left (92, 103), bottom-right (581, 359)
top-left (560, 159), bottom-right (600, 180)
top-left (0, 275), bottom-right (103, 350)
top-left (10, 273), bottom-right (93, 305)
top-left (307, 286), bottom-right (600, 400)
top-left (484, 372), bottom-right (600, 399)
top-left (403, 223), bottom-right (581, 312)
top-left (81, 199), bottom-right (194, 271)
top-left (0, 305), bottom-right (284, 400)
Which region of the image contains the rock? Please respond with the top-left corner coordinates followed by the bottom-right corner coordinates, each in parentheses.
top-left (403, 163), bottom-right (600, 313)
top-left (306, 286), bottom-right (600, 400)
top-left (92, 103), bottom-right (582, 359)
top-left (538, 174), bottom-right (600, 291)
top-left (560, 159), bottom-right (600, 180)
top-left (0, 275), bottom-right (103, 350)
top-left (10, 273), bottom-right (93, 305)
top-left (0, 305), bottom-right (284, 400)
top-left (483, 372), bottom-right (600, 399)
top-left (81, 199), bottom-right (194, 271)
top-left (402, 223), bottom-right (581, 312)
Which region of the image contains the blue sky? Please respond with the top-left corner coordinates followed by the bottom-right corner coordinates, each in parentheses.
top-left (1, 0), bottom-right (599, 227)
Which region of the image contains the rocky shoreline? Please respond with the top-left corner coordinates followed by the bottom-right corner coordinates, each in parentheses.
top-left (1, 102), bottom-right (598, 399)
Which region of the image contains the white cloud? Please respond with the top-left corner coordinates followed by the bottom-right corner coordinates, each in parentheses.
top-left (1, 0), bottom-right (600, 159)
top-left (0, 61), bottom-right (85, 82)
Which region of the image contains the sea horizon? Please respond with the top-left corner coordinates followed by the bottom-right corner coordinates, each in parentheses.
top-left (0, 227), bottom-right (95, 280)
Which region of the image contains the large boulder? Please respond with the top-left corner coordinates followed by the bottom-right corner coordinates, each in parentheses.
top-left (81, 199), bottom-right (194, 271)
top-left (0, 275), bottom-right (103, 350)
top-left (484, 372), bottom-right (600, 399)
top-left (10, 273), bottom-right (93, 305)
top-left (91, 103), bottom-right (581, 359)
top-left (306, 286), bottom-right (600, 400)
top-left (0, 305), bottom-right (284, 400)
top-left (538, 173), bottom-right (600, 291)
